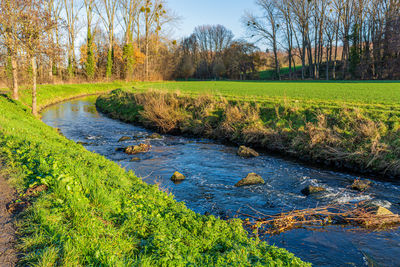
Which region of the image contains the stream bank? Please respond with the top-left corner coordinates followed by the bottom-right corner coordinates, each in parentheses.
top-left (96, 89), bottom-right (400, 179)
top-left (43, 96), bottom-right (400, 266)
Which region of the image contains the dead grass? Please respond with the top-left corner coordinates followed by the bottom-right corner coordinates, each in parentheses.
top-left (135, 91), bottom-right (187, 133)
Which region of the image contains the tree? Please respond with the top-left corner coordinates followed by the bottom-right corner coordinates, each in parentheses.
top-left (244, 0), bottom-right (281, 80)
top-left (96, 0), bottom-right (118, 79)
top-left (140, 0), bottom-right (167, 80)
top-left (179, 55), bottom-right (195, 80)
top-left (18, 0), bottom-right (56, 115)
top-left (194, 25), bottom-right (233, 79)
top-left (84, 0), bottom-right (96, 80)
top-left (0, 0), bottom-right (25, 100)
top-left (63, 0), bottom-right (82, 79)
top-left (119, 0), bottom-right (141, 80)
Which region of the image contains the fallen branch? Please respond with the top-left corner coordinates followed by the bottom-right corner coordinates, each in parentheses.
top-left (242, 202), bottom-right (400, 235)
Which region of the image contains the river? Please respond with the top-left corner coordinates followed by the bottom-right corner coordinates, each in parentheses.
top-left (42, 96), bottom-right (400, 266)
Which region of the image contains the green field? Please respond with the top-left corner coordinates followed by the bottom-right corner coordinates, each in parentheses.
top-left (259, 66), bottom-right (303, 80)
top-left (0, 84), bottom-right (308, 266)
top-left (134, 81), bottom-right (400, 107)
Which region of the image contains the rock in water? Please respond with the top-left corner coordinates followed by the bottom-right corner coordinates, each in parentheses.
top-left (351, 179), bottom-right (371, 192)
top-left (125, 144), bottom-right (151, 155)
top-left (237, 146), bottom-right (260, 158)
top-left (118, 136), bottom-right (132, 142)
top-left (77, 141), bottom-right (89, 145)
top-left (360, 201), bottom-right (394, 216)
top-left (375, 206), bottom-right (393, 216)
top-left (171, 171), bottom-right (185, 182)
top-left (301, 186), bottom-right (326, 196)
top-left (148, 133), bottom-right (162, 139)
top-left (130, 157), bottom-right (141, 162)
top-left (235, 173), bottom-right (264, 187)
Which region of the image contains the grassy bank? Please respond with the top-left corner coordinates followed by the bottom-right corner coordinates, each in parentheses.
top-left (0, 86), bottom-right (308, 265)
top-left (96, 88), bottom-right (400, 178)
top-left (17, 81), bottom-right (141, 111)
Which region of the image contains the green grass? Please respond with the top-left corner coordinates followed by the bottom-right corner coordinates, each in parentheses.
top-left (133, 80), bottom-right (400, 106)
top-left (17, 81), bottom-right (141, 110)
top-left (259, 66), bottom-right (303, 80)
top-left (0, 84), bottom-right (308, 265)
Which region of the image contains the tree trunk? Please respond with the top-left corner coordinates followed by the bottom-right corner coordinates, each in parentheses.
top-left (11, 56), bottom-right (19, 100)
top-left (31, 56), bottom-right (38, 116)
top-left (49, 60), bottom-right (54, 83)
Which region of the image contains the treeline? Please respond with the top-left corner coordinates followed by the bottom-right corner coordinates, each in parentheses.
top-left (0, 0), bottom-right (178, 114)
top-left (173, 25), bottom-right (265, 80)
top-left (244, 0), bottom-right (400, 80)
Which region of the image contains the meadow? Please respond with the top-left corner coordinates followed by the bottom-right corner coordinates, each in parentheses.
top-left (133, 81), bottom-right (400, 106)
top-left (0, 84), bottom-right (308, 266)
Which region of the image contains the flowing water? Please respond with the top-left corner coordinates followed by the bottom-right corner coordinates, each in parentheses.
top-left (42, 97), bottom-right (400, 266)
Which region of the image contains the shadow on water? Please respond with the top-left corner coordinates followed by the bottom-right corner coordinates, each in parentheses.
top-left (41, 96), bottom-right (400, 267)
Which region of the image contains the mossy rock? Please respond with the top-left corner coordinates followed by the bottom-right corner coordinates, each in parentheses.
top-left (235, 173), bottom-right (264, 187)
top-left (125, 144), bottom-right (151, 155)
top-left (237, 146), bottom-right (259, 158)
top-left (148, 133), bottom-right (162, 139)
top-left (130, 157), bottom-right (141, 162)
top-left (118, 136), bottom-right (132, 142)
top-left (77, 141), bottom-right (89, 145)
top-left (351, 179), bottom-right (371, 192)
top-left (301, 186), bottom-right (326, 196)
top-left (171, 171), bottom-right (185, 182)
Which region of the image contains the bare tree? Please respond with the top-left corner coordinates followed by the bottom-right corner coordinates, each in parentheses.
top-left (0, 0), bottom-right (25, 100)
top-left (19, 0), bottom-right (56, 115)
top-left (63, 0), bottom-right (83, 79)
top-left (244, 0), bottom-right (281, 80)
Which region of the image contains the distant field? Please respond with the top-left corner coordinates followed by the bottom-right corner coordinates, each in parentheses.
top-left (135, 81), bottom-right (400, 107)
top-left (259, 66), bottom-right (303, 80)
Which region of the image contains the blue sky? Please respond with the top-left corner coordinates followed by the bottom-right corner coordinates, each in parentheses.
top-left (167, 0), bottom-right (257, 40)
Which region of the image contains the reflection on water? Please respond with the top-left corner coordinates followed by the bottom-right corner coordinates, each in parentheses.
top-left (42, 97), bottom-right (400, 267)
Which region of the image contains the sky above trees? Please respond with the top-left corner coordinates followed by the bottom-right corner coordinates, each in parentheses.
top-left (168, 0), bottom-right (257, 40)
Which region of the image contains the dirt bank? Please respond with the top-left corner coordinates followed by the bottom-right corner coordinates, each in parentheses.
top-left (0, 167), bottom-right (17, 266)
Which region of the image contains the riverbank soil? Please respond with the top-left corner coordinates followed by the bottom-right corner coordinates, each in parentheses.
top-left (0, 167), bottom-right (17, 266)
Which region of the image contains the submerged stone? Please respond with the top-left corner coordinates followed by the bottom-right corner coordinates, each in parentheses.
top-left (351, 179), bottom-right (371, 192)
top-left (301, 186), bottom-right (326, 196)
top-left (125, 144), bottom-right (151, 155)
top-left (130, 157), bottom-right (141, 162)
top-left (171, 171), bottom-right (185, 182)
top-left (148, 133), bottom-right (162, 139)
top-left (118, 136), bottom-right (132, 142)
top-left (360, 201), bottom-right (394, 216)
top-left (77, 141), bottom-right (89, 145)
top-left (235, 173), bottom-right (264, 187)
top-left (237, 146), bottom-right (259, 158)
